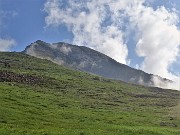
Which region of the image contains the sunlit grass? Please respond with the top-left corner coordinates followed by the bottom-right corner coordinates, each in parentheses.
top-left (0, 52), bottom-right (180, 135)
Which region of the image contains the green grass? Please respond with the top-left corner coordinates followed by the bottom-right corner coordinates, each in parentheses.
top-left (0, 52), bottom-right (180, 135)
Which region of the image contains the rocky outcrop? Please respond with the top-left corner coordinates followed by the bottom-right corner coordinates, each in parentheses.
top-left (0, 70), bottom-right (44, 85)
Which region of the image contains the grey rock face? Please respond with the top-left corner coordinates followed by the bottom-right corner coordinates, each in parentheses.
top-left (24, 40), bottom-right (172, 87)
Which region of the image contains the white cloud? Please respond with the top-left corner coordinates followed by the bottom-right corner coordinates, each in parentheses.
top-left (133, 7), bottom-right (179, 77)
top-left (51, 43), bottom-right (72, 55)
top-left (0, 10), bottom-right (16, 52)
top-left (125, 1), bottom-right (180, 89)
top-left (44, 0), bottom-right (129, 64)
top-left (0, 38), bottom-right (16, 52)
top-left (44, 0), bottom-right (180, 90)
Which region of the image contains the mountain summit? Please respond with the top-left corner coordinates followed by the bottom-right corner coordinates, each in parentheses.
top-left (24, 40), bottom-right (172, 88)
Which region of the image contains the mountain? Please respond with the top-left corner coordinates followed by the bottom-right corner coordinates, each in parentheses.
top-left (24, 40), bottom-right (172, 88)
top-left (0, 52), bottom-right (180, 135)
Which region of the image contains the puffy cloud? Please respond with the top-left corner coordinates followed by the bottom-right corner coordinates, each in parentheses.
top-left (44, 0), bottom-right (129, 64)
top-left (44, 0), bottom-right (180, 90)
top-left (0, 38), bottom-right (16, 52)
top-left (128, 5), bottom-right (180, 79)
top-left (125, 1), bottom-right (180, 89)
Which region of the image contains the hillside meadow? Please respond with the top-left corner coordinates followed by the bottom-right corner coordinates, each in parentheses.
top-left (0, 52), bottom-right (180, 135)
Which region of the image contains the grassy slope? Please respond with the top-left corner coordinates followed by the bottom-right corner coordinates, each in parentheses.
top-left (0, 52), bottom-right (180, 135)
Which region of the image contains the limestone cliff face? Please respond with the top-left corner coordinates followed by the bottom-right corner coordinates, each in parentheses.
top-left (24, 40), bottom-right (172, 87)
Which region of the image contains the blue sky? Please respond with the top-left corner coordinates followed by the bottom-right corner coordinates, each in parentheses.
top-left (0, 0), bottom-right (73, 51)
top-left (0, 0), bottom-right (180, 83)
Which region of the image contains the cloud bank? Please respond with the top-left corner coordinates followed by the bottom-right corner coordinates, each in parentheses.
top-left (44, 0), bottom-right (180, 90)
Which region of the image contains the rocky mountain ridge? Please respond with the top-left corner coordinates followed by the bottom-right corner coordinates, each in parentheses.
top-left (24, 40), bottom-right (172, 88)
